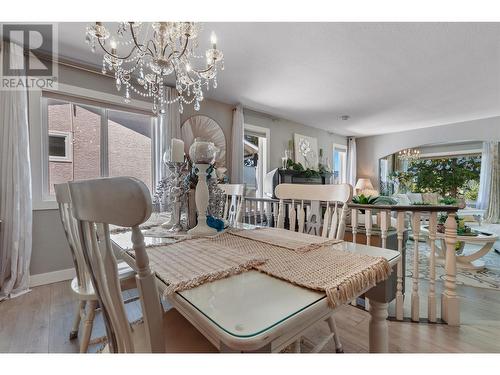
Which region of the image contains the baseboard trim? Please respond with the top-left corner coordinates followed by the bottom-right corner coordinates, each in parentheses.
top-left (29, 268), bottom-right (75, 287)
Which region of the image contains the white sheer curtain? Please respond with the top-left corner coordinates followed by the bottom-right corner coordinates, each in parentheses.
top-left (156, 87), bottom-right (181, 183)
top-left (477, 141), bottom-right (493, 210)
top-left (231, 104), bottom-right (244, 183)
top-left (478, 142), bottom-right (500, 223)
top-left (346, 136), bottom-right (357, 188)
top-left (0, 42), bottom-right (33, 300)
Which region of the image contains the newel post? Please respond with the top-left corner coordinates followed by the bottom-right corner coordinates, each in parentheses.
top-left (441, 212), bottom-right (460, 326)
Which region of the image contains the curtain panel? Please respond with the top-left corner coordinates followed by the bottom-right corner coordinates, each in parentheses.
top-left (0, 41), bottom-right (33, 300)
top-left (230, 104), bottom-right (244, 183)
top-left (346, 137), bottom-right (357, 189)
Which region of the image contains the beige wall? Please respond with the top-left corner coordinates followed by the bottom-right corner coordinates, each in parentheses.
top-left (356, 116), bottom-right (500, 189)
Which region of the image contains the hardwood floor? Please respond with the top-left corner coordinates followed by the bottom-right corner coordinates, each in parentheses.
top-left (0, 278), bottom-right (499, 353)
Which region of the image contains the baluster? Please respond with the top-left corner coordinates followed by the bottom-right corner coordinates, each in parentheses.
top-left (411, 212), bottom-right (421, 322)
top-left (365, 208), bottom-right (372, 246)
top-left (380, 210), bottom-right (388, 249)
top-left (277, 200), bottom-right (285, 229)
top-left (273, 202), bottom-right (279, 228)
top-left (428, 211), bottom-right (438, 323)
top-left (395, 211), bottom-right (405, 321)
top-left (252, 200), bottom-right (257, 225)
top-left (236, 197), bottom-right (244, 224)
top-left (322, 202), bottom-right (331, 238)
top-left (329, 203), bottom-right (339, 239)
top-left (264, 202), bottom-right (272, 227)
top-left (223, 195), bottom-right (229, 221)
top-left (351, 209), bottom-right (358, 244)
top-left (289, 200), bottom-right (296, 232)
top-left (243, 199), bottom-right (248, 224)
top-left (442, 212), bottom-right (460, 325)
top-left (297, 200), bottom-right (305, 233)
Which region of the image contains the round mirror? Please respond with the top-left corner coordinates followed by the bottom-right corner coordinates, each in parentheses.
top-left (181, 115), bottom-right (226, 167)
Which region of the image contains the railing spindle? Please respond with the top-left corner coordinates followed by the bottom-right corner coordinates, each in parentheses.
top-left (396, 211), bottom-right (405, 321)
top-left (322, 202), bottom-right (330, 238)
top-left (329, 202), bottom-right (338, 239)
top-left (351, 209), bottom-right (358, 244)
top-left (442, 212), bottom-right (460, 325)
top-left (380, 210), bottom-right (388, 249)
top-left (428, 211), bottom-right (438, 323)
top-left (411, 212), bottom-right (421, 322)
top-left (297, 200), bottom-right (305, 233)
top-left (365, 208), bottom-right (372, 246)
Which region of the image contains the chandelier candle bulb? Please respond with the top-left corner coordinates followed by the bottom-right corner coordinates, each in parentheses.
top-left (211, 32), bottom-right (217, 49)
top-left (171, 138), bottom-right (185, 163)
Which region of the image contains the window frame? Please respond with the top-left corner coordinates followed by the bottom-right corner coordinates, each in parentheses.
top-left (37, 92), bottom-right (156, 208)
top-left (243, 123), bottom-right (270, 198)
top-left (333, 143), bottom-right (348, 184)
top-left (48, 130), bottom-right (73, 162)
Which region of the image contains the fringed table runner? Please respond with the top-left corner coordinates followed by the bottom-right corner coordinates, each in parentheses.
top-left (209, 232), bottom-right (391, 307)
top-left (131, 229), bottom-right (391, 308)
top-left (229, 227), bottom-right (342, 253)
top-left (131, 238), bottom-right (267, 295)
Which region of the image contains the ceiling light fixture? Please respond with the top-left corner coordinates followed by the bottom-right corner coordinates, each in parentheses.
top-left (398, 148), bottom-right (420, 161)
top-left (85, 22), bottom-right (224, 114)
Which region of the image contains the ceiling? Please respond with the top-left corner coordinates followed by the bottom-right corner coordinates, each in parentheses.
top-left (42, 23), bottom-right (500, 136)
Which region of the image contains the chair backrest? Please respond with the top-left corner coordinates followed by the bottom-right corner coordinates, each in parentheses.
top-left (68, 177), bottom-right (163, 353)
top-left (54, 183), bottom-right (92, 293)
top-left (274, 183), bottom-right (352, 239)
top-left (219, 183), bottom-right (245, 225)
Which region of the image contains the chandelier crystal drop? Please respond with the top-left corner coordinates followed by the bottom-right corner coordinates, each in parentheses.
top-left (398, 148), bottom-right (420, 161)
top-left (85, 22), bottom-right (224, 114)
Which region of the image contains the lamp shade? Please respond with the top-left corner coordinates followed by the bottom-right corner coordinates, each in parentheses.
top-left (355, 178), bottom-right (374, 191)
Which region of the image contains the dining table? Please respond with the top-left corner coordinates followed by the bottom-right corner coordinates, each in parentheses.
top-left (111, 224), bottom-right (400, 353)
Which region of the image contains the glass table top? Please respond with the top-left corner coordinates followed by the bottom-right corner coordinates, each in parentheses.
top-left (112, 229), bottom-right (400, 338)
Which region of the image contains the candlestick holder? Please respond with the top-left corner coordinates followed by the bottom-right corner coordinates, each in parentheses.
top-left (161, 161), bottom-right (187, 232)
top-left (187, 139), bottom-right (219, 236)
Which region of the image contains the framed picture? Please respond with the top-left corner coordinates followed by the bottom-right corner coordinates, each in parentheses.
top-left (294, 133), bottom-right (319, 170)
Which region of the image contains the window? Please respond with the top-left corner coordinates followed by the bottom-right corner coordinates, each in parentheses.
top-left (48, 131), bottom-right (72, 162)
top-left (42, 95), bottom-right (155, 198)
top-left (243, 124), bottom-right (270, 198)
top-left (333, 144), bottom-right (347, 184)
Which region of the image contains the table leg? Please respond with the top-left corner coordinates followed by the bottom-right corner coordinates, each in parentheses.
top-left (368, 300), bottom-right (389, 353)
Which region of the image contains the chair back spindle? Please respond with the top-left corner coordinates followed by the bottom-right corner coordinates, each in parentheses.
top-left (274, 184), bottom-right (352, 239)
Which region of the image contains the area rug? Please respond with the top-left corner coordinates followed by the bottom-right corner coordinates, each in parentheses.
top-left (405, 240), bottom-right (500, 290)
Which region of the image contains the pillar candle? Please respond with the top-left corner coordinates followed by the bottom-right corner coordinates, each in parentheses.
top-left (171, 138), bottom-right (185, 163)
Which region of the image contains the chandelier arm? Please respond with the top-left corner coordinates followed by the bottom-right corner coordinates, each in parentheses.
top-left (98, 38), bottom-right (139, 60)
top-left (166, 35), bottom-right (189, 61)
top-left (192, 63), bottom-right (216, 74)
top-left (129, 22), bottom-right (156, 56)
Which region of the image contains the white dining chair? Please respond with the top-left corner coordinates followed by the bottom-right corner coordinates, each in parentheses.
top-left (275, 183), bottom-right (353, 353)
top-left (55, 182), bottom-right (137, 353)
top-left (219, 183), bottom-right (245, 226)
top-left (67, 177), bottom-right (217, 353)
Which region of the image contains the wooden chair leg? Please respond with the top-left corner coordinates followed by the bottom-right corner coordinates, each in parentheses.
top-left (70, 301), bottom-right (86, 340)
top-left (80, 300), bottom-right (98, 353)
top-left (327, 315), bottom-right (343, 353)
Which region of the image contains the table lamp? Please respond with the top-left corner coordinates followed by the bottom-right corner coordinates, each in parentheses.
top-left (355, 178), bottom-right (374, 196)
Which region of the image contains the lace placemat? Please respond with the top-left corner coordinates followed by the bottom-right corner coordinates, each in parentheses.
top-left (229, 227), bottom-right (342, 252)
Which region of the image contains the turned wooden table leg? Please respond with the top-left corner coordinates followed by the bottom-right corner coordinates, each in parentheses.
top-left (368, 300), bottom-right (389, 353)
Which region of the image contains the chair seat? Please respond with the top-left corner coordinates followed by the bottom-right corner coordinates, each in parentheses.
top-left (71, 262), bottom-right (136, 300)
top-left (102, 308), bottom-right (218, 353)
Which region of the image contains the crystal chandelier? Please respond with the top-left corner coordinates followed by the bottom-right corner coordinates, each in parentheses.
top-left (85, 22), bottom-right (224, 114)
top-left (398, 148), bottom-right (420, 161)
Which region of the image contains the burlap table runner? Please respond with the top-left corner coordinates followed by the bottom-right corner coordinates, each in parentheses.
top-left (133, 228), bottom-right (391, 308)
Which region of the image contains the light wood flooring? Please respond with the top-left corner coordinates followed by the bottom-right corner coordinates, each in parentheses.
top-left (0, 278), bottom-right (499, 353)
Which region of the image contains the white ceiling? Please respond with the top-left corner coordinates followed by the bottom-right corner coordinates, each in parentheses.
top-left (45, 23), bottom-right (500, 136)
